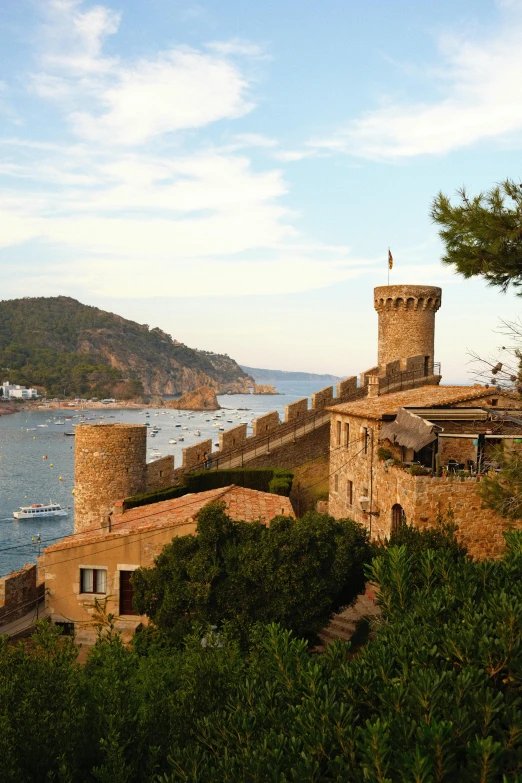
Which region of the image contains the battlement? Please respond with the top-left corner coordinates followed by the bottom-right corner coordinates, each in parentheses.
top-left (374, 285), bottom-right (441, 312)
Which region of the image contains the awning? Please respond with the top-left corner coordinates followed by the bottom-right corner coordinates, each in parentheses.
top-left (379, 407), bottom-right (437, 452)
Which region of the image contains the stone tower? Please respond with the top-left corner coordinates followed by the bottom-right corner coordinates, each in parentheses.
top-left (374, 285), bottom-right (442, 373)
top-left (74, 423), bottom-right (147, 533)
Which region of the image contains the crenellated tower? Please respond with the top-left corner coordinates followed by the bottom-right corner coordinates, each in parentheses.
top-left (374, 285), bottom-right (441, 374)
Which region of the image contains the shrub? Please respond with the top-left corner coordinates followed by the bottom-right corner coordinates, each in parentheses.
top-left (132, 503), bottom-right (371, 644)
top-left (377, 446), bottom-right (392, 461)
top-left (408, 463), bottom-right (431, 476)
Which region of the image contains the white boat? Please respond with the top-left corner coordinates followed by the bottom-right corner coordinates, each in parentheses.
top-left (54, 420), bottom-right (65, 425)
top-left (36, 424), bottom-right (48, 428)
top-left (150, 453), bottom-right (162, 460)
top-left (193, 430), bottom-right (201, 436)
top-left (178, 436), bottom-right (184, 441)
top-left (13, 503), bottom-right (68, 520)
top-left (169, 439), bottom-right (177, 444)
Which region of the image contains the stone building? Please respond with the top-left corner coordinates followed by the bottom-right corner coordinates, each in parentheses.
top-left (327, 283), bottom-right (522, 559)
top-left (39, 486), bottom-right (294, 642)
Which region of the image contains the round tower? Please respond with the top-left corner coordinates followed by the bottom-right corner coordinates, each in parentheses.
top-left (374, 285), bottom-right (441, 372)
top-left (74, 423), bottom-right (147, 533)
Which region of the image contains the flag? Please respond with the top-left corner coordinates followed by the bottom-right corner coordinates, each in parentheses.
top-left (388, 249), bottom-right (393, 270)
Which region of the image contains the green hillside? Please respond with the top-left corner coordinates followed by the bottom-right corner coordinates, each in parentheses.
top-left (0, 296), bottom-right (253, 399)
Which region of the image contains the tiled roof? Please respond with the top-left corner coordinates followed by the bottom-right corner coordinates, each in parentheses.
top-left (327, 385), bottom-right (516, 421)
top-left (44, 486), bottom-right (294, 553)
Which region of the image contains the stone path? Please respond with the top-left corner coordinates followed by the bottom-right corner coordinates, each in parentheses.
top-left (318, 585), bottom-right (381, 648)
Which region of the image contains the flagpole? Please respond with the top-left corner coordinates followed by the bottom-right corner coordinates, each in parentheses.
top-left (387, 247), bottom-right (390, 285)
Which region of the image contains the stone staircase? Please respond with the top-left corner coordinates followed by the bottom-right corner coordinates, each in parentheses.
top-left (318, 586), bottom-right (381, 648)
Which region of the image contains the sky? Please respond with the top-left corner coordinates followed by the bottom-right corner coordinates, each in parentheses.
top-left (1, 0), bottom-right (522, 382)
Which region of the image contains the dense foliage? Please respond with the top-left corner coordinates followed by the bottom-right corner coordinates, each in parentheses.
top-left (1, 533), bottom-right (521, 781)
top-left (0, 296), bottom-right (252, 397)
top-left (132, 503), bottom-right (371, 643)
top-left (478, 446), bottom-right (522, 521)
top-left (431, 179), bottom-right (522, 294)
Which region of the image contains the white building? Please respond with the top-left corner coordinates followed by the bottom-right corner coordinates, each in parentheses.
top-left (2, 380), bottom-right (38, 399)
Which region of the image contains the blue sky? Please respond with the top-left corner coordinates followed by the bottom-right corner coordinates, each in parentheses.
top-left (1, 0), bottom-right (522, 381)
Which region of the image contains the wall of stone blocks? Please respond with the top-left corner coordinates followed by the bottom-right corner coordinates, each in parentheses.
top-left (385, 360), bottom-right (401, 376)
top-left (0, 563), bottom-right (39, 628)
top-left (182, 438), bottom-right (213, 469)
top-left (75, 424), bottom-right (147, 534)
top-left (246, 423), bottom-right (330, 471)
top-left (336, 377), bottom-right (357, 398)
top-left (285, 397), bottom-right (309, 422)
top-left (252, 410), bottom-right (280, 436)
top-left (438, 438), bottom-right (477, 469)
top-left (219, 423), bottom-right (247, 452)
top-left (311, 386), bottom-right (334, 410)
top-left (145, 455), bottom-right (175, 492)
top-left (406, 354), bottom-right (426, 372)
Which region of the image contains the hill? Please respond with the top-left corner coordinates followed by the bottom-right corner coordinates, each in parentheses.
top-left (240, 365), bottom-right (342, 384)
top-left (0, 297), bottom-right (253, 399)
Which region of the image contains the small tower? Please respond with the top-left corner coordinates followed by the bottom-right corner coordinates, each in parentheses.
top-left (74, 423), bottom-right (147, 533)
top-left (374, 285), bottom-right (441, 373)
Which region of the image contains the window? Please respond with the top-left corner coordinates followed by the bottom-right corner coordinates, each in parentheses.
top-left (334, 474), bottom-right (339, 492)
top-left (347, 480), bottom-right (353, 505)
top-left (336, 420), bottom-right (341, 446)
top-left (491, 399), bottom-right (498, 406)
top-left (344, 423), bottom-right (350, 447)
top-left (80, 568), bottom-right (107, 594)
top-left (363, 427), bottom-right (369, 454)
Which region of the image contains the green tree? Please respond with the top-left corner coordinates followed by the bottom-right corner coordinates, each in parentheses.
top-left (132, 502), bottom-right (372, 643)
top-left (431, 179), bottom-right (522, 293)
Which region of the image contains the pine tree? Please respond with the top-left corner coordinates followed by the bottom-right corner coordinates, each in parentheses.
top-left (431, 179), bottom-right (522, 292)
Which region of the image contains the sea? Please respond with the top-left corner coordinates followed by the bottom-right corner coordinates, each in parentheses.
top-left (0, 380), bottom-right (324, 577)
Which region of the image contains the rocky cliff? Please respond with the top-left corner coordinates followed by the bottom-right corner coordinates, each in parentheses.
top-left (165, 386), bottom-right (221, 411)
top-left (0, 296), bottom-right (253, 399)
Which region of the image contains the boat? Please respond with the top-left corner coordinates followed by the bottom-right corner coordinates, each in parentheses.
top-left (13, 503), bottom-right (68, 520)
top-left (150, 453), bottom-right (162, 460)
top-left (193, 430), bottom-right (201, 436)
top-left (54, 420), bottom-right (65, 425)
top-left (64, 431), bottom-right (75, 437)
top-left (168, 439), bottom-right (176, 444)
top-left (178, 436), bottom-right (184, 441)
top-left (36, 424), bottom-right (48, 428)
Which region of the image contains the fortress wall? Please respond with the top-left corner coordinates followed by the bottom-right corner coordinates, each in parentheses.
top-left (385, 360), bottom-right (401, 376)
top-left (285, 398), bottom-right (309, 422)
top-left (0, 564), bottom-right (41, 629)
top-left (145, 455), bottom-right (175, 492)
top-left (245, 422), bottom-right (330, 472)
top-left (252, 411), bottom-right (280, 436)
top-left (336, 377), bottom-right (357, 398)
top-left (360, 367), bottom-right (380, 387)
top-left (311, 386), bottom-right (334, 410)
top-left (182, 439), bottom-right (212, 469)
top-left (406, 354), bottom-right (426, 372)
top-left (219, 424), bottom-right (247, 452)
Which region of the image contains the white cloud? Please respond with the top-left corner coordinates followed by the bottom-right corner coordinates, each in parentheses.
top-left (206, 39), bottom-right (266, 57)
top-left (71, 49), bottom-right (253, 144)
top-left (314, 2), bottom-right (522, 159)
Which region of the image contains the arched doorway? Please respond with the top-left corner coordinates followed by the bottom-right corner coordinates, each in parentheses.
top-left (391, 504), bottom-right (406, 534)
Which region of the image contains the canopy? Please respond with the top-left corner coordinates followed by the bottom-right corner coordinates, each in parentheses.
top-left (379, 408), bottom-right (437, 452)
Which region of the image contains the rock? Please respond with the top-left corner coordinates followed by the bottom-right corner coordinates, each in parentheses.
top-left (165, 386), bottom-right (221, 411)
top-left (253, 384), bottom-right (279, 395)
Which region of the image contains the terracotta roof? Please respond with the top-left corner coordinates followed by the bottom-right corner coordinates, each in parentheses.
top-left (327, 385), bottom-right (516, 421)
top-left (44, 486), bottom-right (294, 553)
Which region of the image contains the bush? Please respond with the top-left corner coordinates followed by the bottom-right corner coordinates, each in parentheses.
top-left (408, 463), bottom-right (431, 476)
top-left (132, 503), bottom-right (371, 644)
top-left (377, 446), bottom-right (393, 461)
top-left (268, 472), bottom-right (293, 495)
top-left (124, 484), bottom-right (188, 510)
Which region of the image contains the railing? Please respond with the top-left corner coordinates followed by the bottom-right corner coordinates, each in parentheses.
top-left (378, 362), bottom-right (441, 395)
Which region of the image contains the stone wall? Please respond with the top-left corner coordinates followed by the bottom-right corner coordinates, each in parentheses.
top-left (182, 438), bottom-right (212, 469)
top-left (252, 411), bottom-right (280, 436)
top-left (75, 424), bottom-right (147, 534)
top-left (145, 455), bottom-right (175, 492)
top-left (374, 285), bottom-right (441, 370)
top-left (219, 423), bottom-right (247, 452)
top-left (336, 376), bottom-right (357, 398)
top-left (0, 564), bottom-right (42, 628)
top-left (311, 386), bottom-right (334, 410)
top-left (246, 422), bottom-right (330, 471)
top-left (328, 411), bottom-right (520, 560)
top-left (285, 397), bottom-right (308, 422)
top-left (406, 354), bottom-right (427, 373)
top-left (385, 360), bottom-right (401, 376)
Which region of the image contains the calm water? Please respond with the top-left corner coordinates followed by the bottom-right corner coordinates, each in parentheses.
top-left (0, 380), bottom-right (325, 576)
